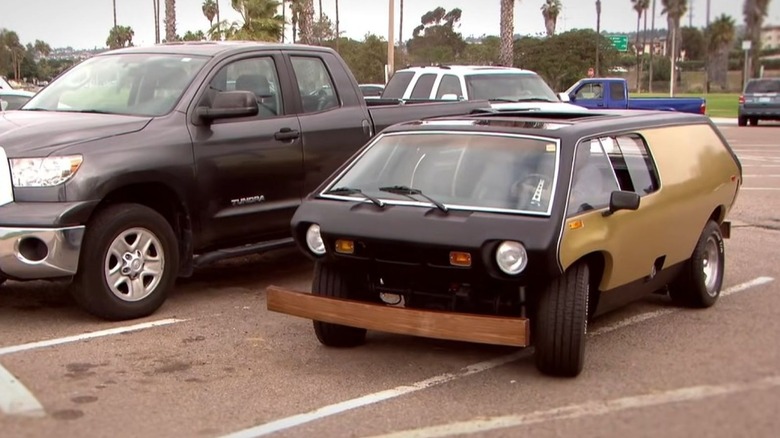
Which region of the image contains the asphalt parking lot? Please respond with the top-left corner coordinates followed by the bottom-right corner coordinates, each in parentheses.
top-left (1, 122), bottom-right (779, 438)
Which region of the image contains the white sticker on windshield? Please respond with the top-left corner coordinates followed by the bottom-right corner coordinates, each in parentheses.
top-left (182, 58), bottom-right (192, 62)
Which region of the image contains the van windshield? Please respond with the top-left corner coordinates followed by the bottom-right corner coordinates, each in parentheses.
top-left (23, 53), bottom-right (208, 116)
top-left (321, 132), bottom-right (560, 216)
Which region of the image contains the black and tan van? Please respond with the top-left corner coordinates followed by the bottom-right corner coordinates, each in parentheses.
top-left (267, 109), bottom-right (743, 377)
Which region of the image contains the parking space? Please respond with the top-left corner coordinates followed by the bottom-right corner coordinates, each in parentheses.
top-left (1, 124), bottom-right (779, 438)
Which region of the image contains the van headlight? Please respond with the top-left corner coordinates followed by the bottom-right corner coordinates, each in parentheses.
top-left (10, 155), bottom-right (83, 187)
top-left (496, 241), bottom-right (528, 275)
top-left (305, 224), bottom-right (326, 255)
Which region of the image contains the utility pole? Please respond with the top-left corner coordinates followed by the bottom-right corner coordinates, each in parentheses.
top-left (387, 0), bottom-right (395, 82)
top-left (113, 0), bottom-right (117, 28)
top-left (595, 0), bottom-right (602, 77)
top-left (688, 0), bottom-right (693, 28)
top-left (648, 0), bottom-right (656, 93)
top-left (706, 0), bottom-right (711, 27)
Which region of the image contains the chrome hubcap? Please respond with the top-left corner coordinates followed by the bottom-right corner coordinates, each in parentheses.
top-left (105, 228), bottom-right (164, 302)
top-left (702, 236), bottom-right (720, 297)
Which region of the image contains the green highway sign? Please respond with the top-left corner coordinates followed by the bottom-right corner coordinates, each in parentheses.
top-left (607, 34), bottom-right (629, 52)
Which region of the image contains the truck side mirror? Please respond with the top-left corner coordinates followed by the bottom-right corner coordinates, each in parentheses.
top-left (196, 90), bottom-right (259, 123)
top-left (558, 92), bottom-right (571, 102)
top-left (603, 191), bottom-right (640, 217)
top-left (0, 99), bottom-right (7, 112)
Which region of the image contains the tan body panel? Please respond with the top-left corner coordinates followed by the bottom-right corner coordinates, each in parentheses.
top-left (559, 124), bottom-right (740, 291)
top-left (267, 286), bottom-right (530, 347)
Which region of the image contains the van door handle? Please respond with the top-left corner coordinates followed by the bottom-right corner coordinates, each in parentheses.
top-left (274, 128), bottom-right (300, 141)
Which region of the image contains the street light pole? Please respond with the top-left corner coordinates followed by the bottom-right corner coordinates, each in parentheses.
top-left (595, 0), bottom-right (601, 77)
top-left (387, 0), bottom-right (395, 82)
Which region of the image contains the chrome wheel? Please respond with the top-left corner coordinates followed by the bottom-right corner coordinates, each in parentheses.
top-left (104, 227), bottom-right (165, 302)
top-left (702, 235), bottom-right (720, 297)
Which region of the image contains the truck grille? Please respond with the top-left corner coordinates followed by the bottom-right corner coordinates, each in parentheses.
top-left (0, 147), bottom-right (13, 207)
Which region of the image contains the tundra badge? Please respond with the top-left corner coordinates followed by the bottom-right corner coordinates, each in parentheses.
top-left (231, 195), bottom-right (266, 206)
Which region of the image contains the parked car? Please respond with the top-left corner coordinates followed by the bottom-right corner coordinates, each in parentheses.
top-left (381, 65), bottom-right (589, 113)
top-left (0, 89), bottom-right (35, 111)
top-left (267, 109), bottom-right (742, 377)
top-left (359, 83), bottom-right (385, 99)
top-left (738, 78), bottom-right (780, 126)
top-left (562, 78), bottom-right (706, 114)
top-left (0, 42), bottom-right (490, 320)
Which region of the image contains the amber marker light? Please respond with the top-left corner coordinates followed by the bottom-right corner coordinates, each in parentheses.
top-left (335, 239), bottom-right (355, 254)
top-left (568, 219), bottom-right (584, 230)
top-left (449, 251), bottom-right (472, 267)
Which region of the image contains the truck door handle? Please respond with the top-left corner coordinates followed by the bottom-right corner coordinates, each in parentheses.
top-left (274, 128), bottom-right (300, 141)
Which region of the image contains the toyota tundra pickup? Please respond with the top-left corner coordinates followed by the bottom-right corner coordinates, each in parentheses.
top-left (0, 41), bottom-right (488, 320)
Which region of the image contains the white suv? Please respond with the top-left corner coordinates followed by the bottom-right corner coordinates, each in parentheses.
top-left (381, 65), bottom-right (587, 112)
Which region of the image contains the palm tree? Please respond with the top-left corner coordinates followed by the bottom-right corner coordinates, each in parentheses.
top-left (221, 0), bottom-right (285, 41)
top-left (203, 0), bottom-right (218, 28)
top-left (499, 0), bottom-right (516, 66)
top-left (33, 40), bottom-right (52, 58)
top-left (706, 14), bottom-right (735, 89)
top-left (743, 0), bottom-right (770, 77)
top-left (661, 0), bottom-right (686, 58)
top-left (298, 0), bottom-right (315, 44)
top-left (540, 0), bottom-right (561, 37)
top-left (106, 25), bottom-right (135, 49)
top-left (632, 0), bottom-right (650, 92)
top-left (165, 0), bottom-right (177, 42)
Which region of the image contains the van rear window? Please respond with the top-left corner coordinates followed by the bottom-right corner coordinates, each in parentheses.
top-left (745, 79), bottom-right (780, 93)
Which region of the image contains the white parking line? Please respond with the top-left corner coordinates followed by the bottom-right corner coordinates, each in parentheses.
top-left (0, 364), bottom-right (46, 417)
top-left (219, 276), bottom-right (774, 438)
top-left (365, 375), bottom-right (780, 438)
top-left (0, 318), bottom-right (186, 356)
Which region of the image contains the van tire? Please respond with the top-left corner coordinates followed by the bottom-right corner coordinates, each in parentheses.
top-left (312, 262), bottom-right (367, 347)
top-left (71, 203), bottom-right (179, 321)
top-left (534, 262), bottom-right (589, 378)
top-left (669, 220), bottom-right (724, 308)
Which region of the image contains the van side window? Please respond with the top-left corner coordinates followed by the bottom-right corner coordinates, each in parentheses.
top-left (567, 139), bottom-right (620, 215)
top-left (612, 135), bottom-right (660, 195)
top-left (436, 75), bottom-right (463, 99)
top-left (290, 56), bottom-right (340, 113)
top-left (410, 74), bottom-right (437, 99)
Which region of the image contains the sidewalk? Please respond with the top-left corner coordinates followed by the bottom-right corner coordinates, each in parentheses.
top-left (710, 117), bottom-right (737, 125)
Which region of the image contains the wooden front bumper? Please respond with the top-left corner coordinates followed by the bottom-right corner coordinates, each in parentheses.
top-left (266, 286), bottom-right (530, 347)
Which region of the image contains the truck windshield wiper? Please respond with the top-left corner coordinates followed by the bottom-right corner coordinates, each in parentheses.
top-left (324, 186), bottom-right (385, 208)
top-left (379, 185), bottom-right (448, 213)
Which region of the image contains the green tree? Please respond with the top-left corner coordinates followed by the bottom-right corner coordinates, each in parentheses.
top-left (706, 14), bottom-right (736, 90)
top-left (541, 0), bottom-right (561, 37)
top-left (661, 0), bottom-right (687, 58)
top-left (3, 31), bottom-right (26, 80)
top-left (106, 25), bottom-right (135, 49)
top-left (463, 36), bottom-right (501, 64)
top-left (743, 0), bottom-right (770, 77)
top-left (680, 26), bottom-right (705, 61)
top-left (182, 30), bottom-right (207, 41)
top-left (202, 0), bottom-right (218, 29)
top-left (406, 7), bottom-right (466, 65)
top-left (215, 0), bottom-right (285, 41)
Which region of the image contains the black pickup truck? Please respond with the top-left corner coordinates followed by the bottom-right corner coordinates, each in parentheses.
top-left (0, 42), bottom-right (487, 320)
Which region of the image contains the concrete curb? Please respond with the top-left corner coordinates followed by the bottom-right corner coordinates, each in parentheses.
top-left (710, 117), bottom-right (737, 125)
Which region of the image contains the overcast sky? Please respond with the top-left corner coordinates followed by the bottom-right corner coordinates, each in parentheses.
top-left (2, 0), bottom-right (779, 49)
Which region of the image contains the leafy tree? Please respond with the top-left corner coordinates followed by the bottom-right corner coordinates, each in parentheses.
top-left (107, 25), bottom-right (135, 49)
top-left (182, 30), bottom-right (207, 41)
top-left (462, 35), bottom-right (500, 64)
top-left (406, 7), bottom-right (466, 64)
top-left (541, 0), bottom-right (561, 37)
top-left (202, 0), bottom-right (218, 29)
top-left (680, 26), bottom-right (705, 61)
top-left (706, 14), bottom-right (736, 90)
top-left (661, 0), bottom-right (686, 58)
top-left (516, 29), bottom-right (619, 91)
top-left (211, 0), bottom-right (285, 42)
top-left (1, 30), bottom-right (24, 81)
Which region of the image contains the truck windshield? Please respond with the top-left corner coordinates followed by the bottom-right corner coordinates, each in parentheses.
top-left (465, 74), bottom-right (559, 102)
top-left (22, 54), bottom-right (208, 116)
top-left (321, 132), bottom-right (560, 216)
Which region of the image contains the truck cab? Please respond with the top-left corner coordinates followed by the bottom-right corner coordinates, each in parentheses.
top-left (563, 78), bottom-right (706, 114)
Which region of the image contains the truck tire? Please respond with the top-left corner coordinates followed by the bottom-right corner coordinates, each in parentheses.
top-left (534, 262), bottom-right (589, 378)
top-left (668, 220), bottom-right (724, 308)
top-left (312, 262), bottom-right (367, 347)
top-left (71, 203), bottom-right (179, 321)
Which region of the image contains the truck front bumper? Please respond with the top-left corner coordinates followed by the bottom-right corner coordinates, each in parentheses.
top-left (0, 226), bottom-right (85, 280)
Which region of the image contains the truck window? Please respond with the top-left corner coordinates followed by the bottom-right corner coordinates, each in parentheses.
top-left (436, 74), bottom-right (463, 99)
top-left (209, 57), bottom-right (283, 118)
top-left (609, 82), bottom-right (625, 101)
top-left (382, 71), bottom-right (414, 99)
top-left (575, 83), bottom-right (603, 100)
top-left (410, 74), bottom-right (437, 99)
top-left (290, 56), bottom-right (340, 113)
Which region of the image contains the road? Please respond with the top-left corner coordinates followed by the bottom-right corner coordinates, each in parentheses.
top-left (1, 123), bottom-right (778, 438)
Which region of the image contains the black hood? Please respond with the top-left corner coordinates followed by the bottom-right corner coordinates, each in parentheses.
top-left (0, 111), bottom-right (152, 157)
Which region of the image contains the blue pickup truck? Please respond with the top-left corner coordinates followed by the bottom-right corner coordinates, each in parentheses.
top-left (561, 78), bottom-right (706, 114)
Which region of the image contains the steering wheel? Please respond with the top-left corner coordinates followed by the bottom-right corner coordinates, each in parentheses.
top-left (512, 173), bottom-right (551, 209)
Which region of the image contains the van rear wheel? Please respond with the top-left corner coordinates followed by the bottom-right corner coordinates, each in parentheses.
top-left (312, 262), bottom-right (367, 347)
top-left (669, 220), bottom-right (724, 308)
top-left (534, 262), bottom-right (589, 378)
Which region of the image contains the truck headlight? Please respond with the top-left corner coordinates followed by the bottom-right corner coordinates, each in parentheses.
top-left (10, 155), bottom-right (83, 187)
top-left (305, 224), bottom-right (326, 255)
top-left (496, 241), bottom-right (528, 275)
